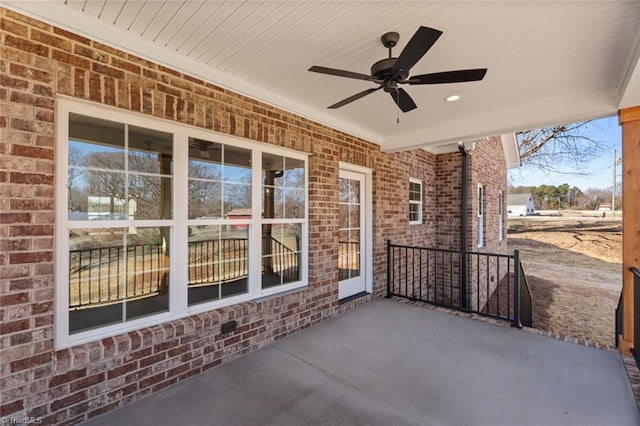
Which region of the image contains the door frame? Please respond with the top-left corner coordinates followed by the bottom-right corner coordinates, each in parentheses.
top-left (338, 162), bottom-right (373, 298)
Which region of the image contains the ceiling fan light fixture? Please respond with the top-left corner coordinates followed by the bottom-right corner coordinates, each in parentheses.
top-left (446, 94), bottom-right (461, 102)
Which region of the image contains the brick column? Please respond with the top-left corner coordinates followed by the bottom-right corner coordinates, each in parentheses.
top-left (619, 106), bottom-right (640, 354)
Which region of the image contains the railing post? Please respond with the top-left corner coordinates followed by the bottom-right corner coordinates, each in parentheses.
top-left (461, 251), bottom-right (468, 311)
top-left (386, 240), bottom-right (392, 298)
top-left (512, 249), bottom-right (521, 328)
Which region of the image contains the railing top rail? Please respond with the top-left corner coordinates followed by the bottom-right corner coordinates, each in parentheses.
top-left (387, 242), bottom-right (515, 260)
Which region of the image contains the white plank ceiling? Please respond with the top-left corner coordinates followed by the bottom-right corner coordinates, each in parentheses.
top-left (5, 1), bottom-right (640, 152)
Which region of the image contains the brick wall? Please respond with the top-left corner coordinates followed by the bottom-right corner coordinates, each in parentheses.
top-left (0, 8), bottom-right (507, 424)
top-left (469, 136), bottom-right (508, 254)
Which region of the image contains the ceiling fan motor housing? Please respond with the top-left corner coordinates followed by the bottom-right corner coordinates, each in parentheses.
top-left (371, 58), bottom-right (408, 81)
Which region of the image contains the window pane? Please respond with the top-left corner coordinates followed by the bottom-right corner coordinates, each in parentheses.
top-left (69, 169), bottom-right (127, 220)
top-left (410, 203), bottom-right (420, 222)
top-left (339, 204), bottom-right (349, 228)
top-left (224, 145), bottom-right (252, 184)
top-left (188, 180), bottom-right (222, 219)
top-left (69, 227), bottom-right (170, 333)
top-left (262, 223), bottom-right (301, 288)
top-left (339, 178), bottom-right (360, 203)
top-left (129, 174), bottom-right (172, 220)
top-left (188, 225), bottom-right (249, 306)
top-left (409, 181), bottom-right (421, 201)
top-left (284, 158), bottom-right (304, 189)
top-left (263, 154), bottom-right (305, 219)
top-left (283, 187), bottom-right (305, 219)
top-left (68, 115), bottom-right (173, 221)
top-left (189, 139), bottom-right (222, 219)
top-left (223, 183), bottom-right (251, 216)
top-left (127, 125), bottom-right (173, 174)
top-left (189, 141), bottom-right (222, 179)
top-left (69, 113), bottom-right (125, 156)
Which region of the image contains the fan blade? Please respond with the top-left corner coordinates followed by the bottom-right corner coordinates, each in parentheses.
top-left (328, 87), bottom-right (381, 109)
top-left (392, 26), bottom-right (443, 75)
top-left (387, 87), bottom-right (417, 112)
top-left (407, 68), bottom-right (488, 85)
top-left (309, 65), bottom-right (375, 81)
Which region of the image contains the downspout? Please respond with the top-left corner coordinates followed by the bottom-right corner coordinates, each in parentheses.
top-left (458, 142), bottom-right (468, 310)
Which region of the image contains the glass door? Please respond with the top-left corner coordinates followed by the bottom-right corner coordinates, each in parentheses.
top-left (338, 169), bottom-right (366, 299)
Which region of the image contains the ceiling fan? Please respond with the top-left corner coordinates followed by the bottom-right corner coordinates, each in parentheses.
top-left (308, 26), bottom-right (487, 113)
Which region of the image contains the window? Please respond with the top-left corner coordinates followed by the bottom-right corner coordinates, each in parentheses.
top-left (498, 191), bottom-right (504, 241)
top-left (56, 99), bottom-right (308, 348)
top-left (477, 184), bottom-right (484, 248)
top-left (409, 178), bottom-right (422, 224)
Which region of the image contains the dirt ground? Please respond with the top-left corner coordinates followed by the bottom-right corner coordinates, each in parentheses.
top-left (507, 217), bottom-right (622, 348)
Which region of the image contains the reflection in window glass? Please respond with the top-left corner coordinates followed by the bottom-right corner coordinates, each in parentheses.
top-left (188, 138), bottom-right (251, 220)
top-left (262, 223), bottom-right (301, 289)
top-left (67, 115), bottom-right (172, 221)
top-left (262, 154), bottom-right (305, 219)
top-left (409, 179), bottom-right (422, 224)
top-left (66, 113), bottom-right (173, 335)
top-left (188, 225), bottom-right (249, 306)
top-left (338, 177), bottom-right (361, 281)
top-left (68, 226), bottom-right (170, 333)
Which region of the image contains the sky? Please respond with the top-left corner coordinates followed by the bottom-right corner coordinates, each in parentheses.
top-left (508, 115), bottom-right (622, 191)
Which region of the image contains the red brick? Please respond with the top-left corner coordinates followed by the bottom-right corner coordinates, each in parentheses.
top-left (31, 29), bottom-right (71, 51)
top-left (1, 399), bottom-right (24, 416)
top-left (0, 74), bottom-right (29, 90)
top-left (93, 63), bottom-right (125, 79)
top-left (5, 34), bottom-right (49, 57)
top-left (111, 57), bottom-right (141, 75)
top-left (139, 352), bottom-right (166, 368)
top-left (1, 17), bottom-right (28, 36)
top-left (107, 361), bottom-right (138, 380)
top-left (9, 91), bottom-right (54, 108)
top-left (9, 172), bottom-right (52, 185)
top-left (0, 318), bottom-right (30, 333)
top-left (9, 251), bottom-right (52, 264)
top-left (0, 291), bottom-right (29, 306)
top-left (50, 390), bottom-right (87, 411)
top-left (8, 62), bottom-right (52, 83)
top-left (10, 352), bottom-right (51, 372)
top-left (9, 225), bottom-right (53, 237)
top-left (49, 368), bottom-right (87, 388)
top-left (69, 372), bottom-right (105, 392)
top-left (10, 331), bottom-right (34, 345)
top-left (0, 238), bottom-right (31, 252)
top-left (0, 212), bottom-right (31, 224)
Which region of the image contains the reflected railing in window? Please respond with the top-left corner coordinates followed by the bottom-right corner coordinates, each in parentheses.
top-left (70, 235), bottom-right (301, 309)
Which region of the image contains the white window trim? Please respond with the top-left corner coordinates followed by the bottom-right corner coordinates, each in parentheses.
top-left (409, 177), bottom-right (423, 225)
top-left (477, 184), bottom-right (484, 248)
top-left (55, 96), bottom-right (309, 349)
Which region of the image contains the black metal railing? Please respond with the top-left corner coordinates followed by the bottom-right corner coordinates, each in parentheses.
top-left (188, 238), bottom-right (249, 286)
top-left (264, 236), bottom-right (300, 283)
top-left (631, 267), bottom-right (640, 369)
top-left (69, 243), bottom-right (167, 308)
top-left (387, 241), bottom-right (532, 328)
top-left (515, 252), bottom-right (533, 328)
top-left (70, 236), bottom-right (299, 309)
top-left (615, 290), bottom-right (624, 348)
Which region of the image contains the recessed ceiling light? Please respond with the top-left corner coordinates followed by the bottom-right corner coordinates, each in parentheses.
top-left (445, 95), bottom-right (461, 102)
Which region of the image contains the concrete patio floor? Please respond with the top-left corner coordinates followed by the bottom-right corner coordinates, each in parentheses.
top-left (82, 299), bottom-right (640, 426)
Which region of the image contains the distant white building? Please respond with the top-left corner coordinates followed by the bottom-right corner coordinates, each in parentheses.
top-left (507, 193), bottom-right (535, 217)
top-left (597, 202), bottom-right (612, 211)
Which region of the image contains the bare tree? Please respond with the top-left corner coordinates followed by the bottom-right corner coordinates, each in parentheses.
top-left (517, 121), bottom-right (605, 173)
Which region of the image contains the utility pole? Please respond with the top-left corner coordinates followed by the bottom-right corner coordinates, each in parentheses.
top-left (612, 149), bottom-right (621, 217)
